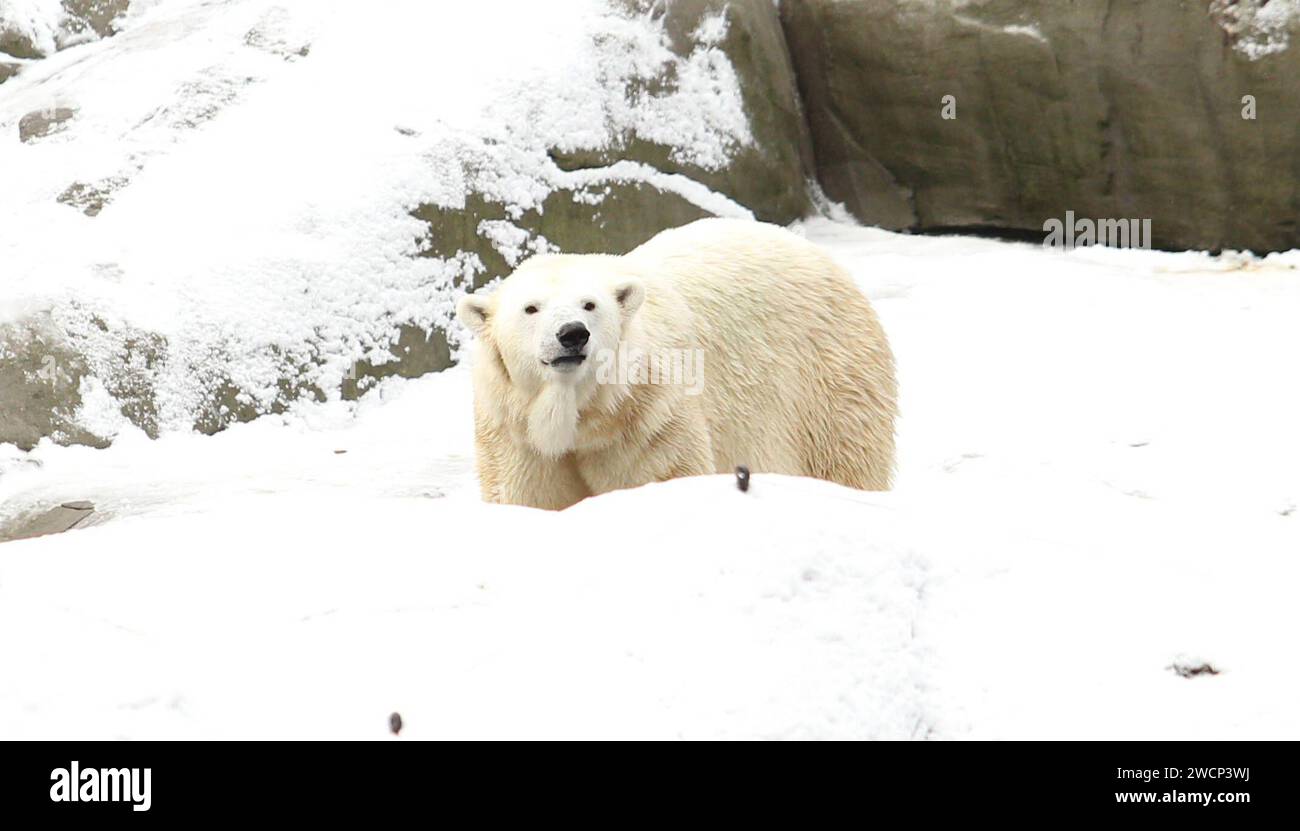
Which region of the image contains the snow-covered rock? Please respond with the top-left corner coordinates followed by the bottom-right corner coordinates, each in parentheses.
top-left (0, 0), bottom-right (813, 447)
top-left (0, 0), bottom-right (129, 65)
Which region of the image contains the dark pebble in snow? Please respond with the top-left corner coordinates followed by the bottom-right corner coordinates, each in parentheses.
top-left (389, 712), bottom-right (403, 735)
top-left (1169, 662), bottom-right (1220, 679)
top-left (735, 466), bottom-right (750, 493)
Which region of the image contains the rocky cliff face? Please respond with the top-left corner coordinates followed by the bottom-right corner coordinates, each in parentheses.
top-left (780, 0), bottom-right (1300, 252)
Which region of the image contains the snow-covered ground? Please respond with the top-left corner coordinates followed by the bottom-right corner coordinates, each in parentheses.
top-left (2, 218), bottom-right (1298, 739)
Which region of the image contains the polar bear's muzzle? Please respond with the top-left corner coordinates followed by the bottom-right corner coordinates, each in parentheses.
top-left (543, 322), bottom-right (590, 371)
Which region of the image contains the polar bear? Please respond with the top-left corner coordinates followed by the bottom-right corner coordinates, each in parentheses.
top-left (456, 218), bottom-right (897, 510)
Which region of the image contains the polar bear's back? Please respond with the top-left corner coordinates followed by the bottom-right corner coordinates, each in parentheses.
top-left (627, 219), bottom-right (897, 489)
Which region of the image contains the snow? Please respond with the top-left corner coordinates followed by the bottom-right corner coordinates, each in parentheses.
top-left (922, 0), bottom-right (1299, 60)
top-left (950, 12), bottom-right (1049, 45)
top-left (3, 218), bottom-right (1299, 739)
top-left (0, 0), bottom-right (753, 432)
top-left (1211, 0), bottom-right (1300, 60)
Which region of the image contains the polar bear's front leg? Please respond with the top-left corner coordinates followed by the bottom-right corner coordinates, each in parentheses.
top-left (501, 448), bottom-right (591, 510)
top-left (474, 413), bottom-right (590, 510)
top-left (472, 412), bottom-right (507, 503)
top-left (577, 399), bottom-right (714, 495)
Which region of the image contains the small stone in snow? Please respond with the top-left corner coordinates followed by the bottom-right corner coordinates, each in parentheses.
top-left (389, 712), bottom-right (403, 735)
top-left (1169, 660), bottom-right (1221, 679)
top-left (735, 465), bottom-right (750, 493)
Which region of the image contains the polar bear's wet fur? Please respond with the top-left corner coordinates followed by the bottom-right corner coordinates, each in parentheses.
top-left (456, 218), bottom-right (897, 510)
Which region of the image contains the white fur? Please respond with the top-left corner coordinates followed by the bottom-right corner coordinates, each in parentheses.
top-left (457, 218), bottom-right (898, 510)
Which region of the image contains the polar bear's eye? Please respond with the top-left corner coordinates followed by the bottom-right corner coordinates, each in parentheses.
top-left (524, 305), bottom-right (539, 315)
top-left (583, 301), bottom-right (596, 311)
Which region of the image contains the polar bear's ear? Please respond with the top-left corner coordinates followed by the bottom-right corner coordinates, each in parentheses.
top-left (457, 294), bottom-right (493, 337)
top-left (612, 278), bottom-right (645, 317)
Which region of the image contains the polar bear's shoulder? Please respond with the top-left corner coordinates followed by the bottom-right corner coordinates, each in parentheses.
top-left (627, 218), bottom-right (810, 262)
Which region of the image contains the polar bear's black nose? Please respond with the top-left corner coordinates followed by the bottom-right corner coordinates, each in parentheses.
top-left (557, 322), bottom-right (590, 349)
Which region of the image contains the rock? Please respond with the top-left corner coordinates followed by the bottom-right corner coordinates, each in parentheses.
top-left (0, 28), bottom-right (40, 60)
top-left (781, 0), bottom-right (1300, 252)
top-left (0, 315), bottom-right (107, 450)
top-left (0, 500), bottom-right (96, 544)
top-left (192, 371), bottom-right (325, 436)
top-left (589, 0), bottom-right (815, 224)
top-left (0, 312), bottom-right (168, 449)
top-left (60, 1), bottom-right (130, 41)
top-left (0, 61), bottom-right (19, 85)
top-left (19, 107), bottom-right (77, 143)
top-left (94, 329), bottom-right (165, 439)
top-left (57, 177), bottom-right (129, 216)
top-left (341, 323), bottom-right (454, 400)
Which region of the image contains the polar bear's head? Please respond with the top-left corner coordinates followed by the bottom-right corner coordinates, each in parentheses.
top-left (457, 254), bottom-right (646, 394)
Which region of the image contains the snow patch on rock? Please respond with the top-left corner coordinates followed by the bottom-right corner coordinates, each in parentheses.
top-left (1211, 0), bottom-right (1300, 60)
